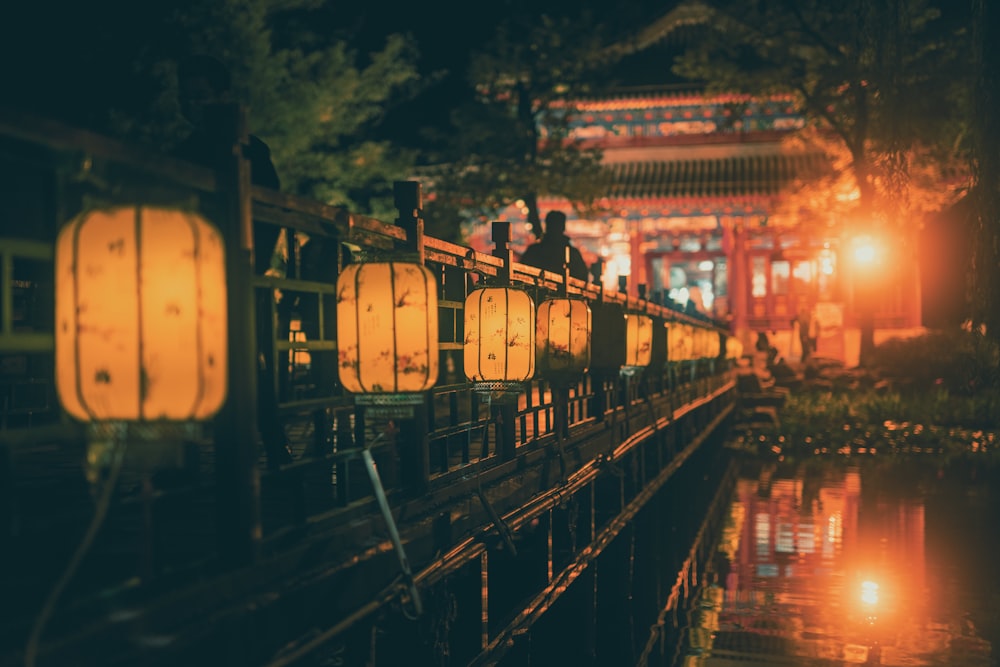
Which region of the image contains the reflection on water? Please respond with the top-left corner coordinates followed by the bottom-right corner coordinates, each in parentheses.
top-left (678, 454), bottom-right (997, 666)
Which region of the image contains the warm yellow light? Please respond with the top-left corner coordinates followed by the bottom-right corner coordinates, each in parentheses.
top-left (336, 261), bottom-right (439, 394)
top-left (464, 286), bottom-right (535, 385)
top-left (852, 236), bottom-right (880, 266)
top-left (536, 297), bottom-right (591, 384)
top-left (55, 206), bottom-right (228, 421)
top-left (624, 313), bottom-right (652, 368)
top-left (703, 330), bottom-right (721, 360)
top-left (670, 323), bottom-right (693, 362)
top-left (692, 328), bottom-right (706, 360)
top-left (725, 335), bottom-right (744, 360)
top-left (860, 580), bottom-right (880, 605)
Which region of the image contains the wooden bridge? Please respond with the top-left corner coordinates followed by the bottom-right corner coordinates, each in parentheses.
top-left (0, 106), bottom-right (741, 666)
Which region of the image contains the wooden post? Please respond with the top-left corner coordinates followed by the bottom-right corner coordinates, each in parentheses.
top-left (730, 220), bottom-right (749, 345)
top-left (491, 221), bottom-right (517, 462)
top-left (213, 102), bottom-right (261, 567)
top-left (393, 181), bottom-right (430, 493)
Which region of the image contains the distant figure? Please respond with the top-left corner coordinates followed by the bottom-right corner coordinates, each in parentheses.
top-left (519, 211), bottom-right (588, 281)
top-left (173, 54), bottom-right (281, 273)
top-left (173, 54), bottom-right (291, 468)
top-left (685, 284), bottom-right (705, 315)
top-left (795, 304), bottom-right (816, 361)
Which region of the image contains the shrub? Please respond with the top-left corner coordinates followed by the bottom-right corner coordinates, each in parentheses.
top-left (870, 329), bottom-right (1000, 395)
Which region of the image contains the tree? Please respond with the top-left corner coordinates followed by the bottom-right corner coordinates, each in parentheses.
top-left (169, 0), bottom-right (424, 220)
top-left (969, 0), bottom-right (1000, 344)
top-left (670, 0), bottom-right (973, 366)
top-left (0, 0), bottom-right (423, 222)
top-left (420, 11), bottom-right (617, 243)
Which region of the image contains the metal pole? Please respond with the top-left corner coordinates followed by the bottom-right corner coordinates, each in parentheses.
top-left (361, 447), bottom-right (423, 616)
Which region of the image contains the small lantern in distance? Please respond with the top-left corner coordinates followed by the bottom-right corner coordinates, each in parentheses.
top-left (622, 312), bottom-right (653, 375)
top-left (536, 296), bottom-right (591, 386)
top-left (55, 206), bottom-right (228, 422)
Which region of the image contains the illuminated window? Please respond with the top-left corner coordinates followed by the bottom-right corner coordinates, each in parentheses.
top-left (756, 563), bottom-right (779, 577)
top-left (755, 513), bottom-right (770, 552)
top-left (776, 522), bottom-right (795, 553)
top-left (714, 258), bottom-right (727, 297)
top-left (751, 257), bottom-right (767, 297)
top-left (771, 261), bottom-right (790, 295)
top-left (797, 523), bottom-right (815, 553)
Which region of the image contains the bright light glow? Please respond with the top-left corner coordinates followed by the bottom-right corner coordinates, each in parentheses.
top-left (819, 249), bottom-right (836, 275)
top-left (852, 236), bottom-right (880, 266)
top-left (669, 286), bottom-right (690, 307)
top-left (698, 260), bottom-right (714, 271)
top-left (860, 580), bottom-right (880, 605)
top-left (854, 244), bottom-right (876, 264)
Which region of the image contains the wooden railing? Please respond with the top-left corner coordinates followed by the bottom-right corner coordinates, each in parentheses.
top-left (0, 105), bottom-right (737, 665)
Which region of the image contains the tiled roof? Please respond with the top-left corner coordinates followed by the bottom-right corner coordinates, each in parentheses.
top-left (605, 153), bottom-right (829, 199)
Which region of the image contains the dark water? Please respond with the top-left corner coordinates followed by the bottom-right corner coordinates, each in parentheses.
top-left (677, 442), bottom-right (1000, 667)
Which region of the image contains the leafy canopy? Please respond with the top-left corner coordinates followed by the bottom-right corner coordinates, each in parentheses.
top-left (421, 11), bottom-right (619, 241)
top-left (672, 0), bottom-right (973, 228)
top-left (172, 0), bottom-right (424, 219)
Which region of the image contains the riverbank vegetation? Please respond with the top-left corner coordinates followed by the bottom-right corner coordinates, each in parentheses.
top-left (740, 329), bottom-right (1000, 462)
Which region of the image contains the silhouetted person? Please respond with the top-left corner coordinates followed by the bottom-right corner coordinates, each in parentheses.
top-left (173, 54), bottom-right (291, 468)
top-left (795, 304), bottom-right (815, 361)
top-left (519, 211), bottom-right (588, 281)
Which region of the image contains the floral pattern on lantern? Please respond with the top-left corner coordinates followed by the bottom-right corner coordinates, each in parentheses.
top-left (536, 297), bottom-right (591, 384)
top-left (464, 286), bottom-right (535, 390)
top-left (55, 206), bottom-right (228, 422)
top-left (336, 261), bottom-right (439, 395)
top-left (624, 313), bottom-right (653, 370)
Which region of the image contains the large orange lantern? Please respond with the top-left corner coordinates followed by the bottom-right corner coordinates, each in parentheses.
top-left (336, 261), bottom-right (439, 396)
top-left (55, 206), bottom-right (228, 422)
top-left (464, 285), bottom-right (535, 394)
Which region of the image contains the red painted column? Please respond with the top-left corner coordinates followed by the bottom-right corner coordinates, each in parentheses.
top-left (730, 219), bottom-right (749, 340)
top-left (630, 219), bottom-right (646, 298)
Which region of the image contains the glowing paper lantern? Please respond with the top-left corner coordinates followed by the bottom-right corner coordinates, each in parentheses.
top-left (693, 328), bottom-right (708, 360)
top-left (337, 261), bottom-right (439, 395)
top-left (55, 206), bottom-right (227, 421)
top-left (536, 297), bottom-right (591, 384)
top-left (725, 335), bottom-right (744, 361)
top-left (680, 324), bottom-right (694, 362)
top-left (464, 286), bottom-right (535, 392)
top-left (624, 313), bottom-right (653, 371)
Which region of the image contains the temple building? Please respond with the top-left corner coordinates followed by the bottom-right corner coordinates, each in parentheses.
top-left (464, 84), bottom-right (930, 365)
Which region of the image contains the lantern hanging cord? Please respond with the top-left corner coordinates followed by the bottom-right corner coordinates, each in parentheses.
top-left (24, 436), bottom-right (127, 667)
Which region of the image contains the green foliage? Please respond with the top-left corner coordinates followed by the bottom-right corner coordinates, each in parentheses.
top-left (6, 0), bottom-right (423, 220)
top-left (869, 329), bottom-right (1000, 395)
top-left (673, 0), bottom-right (973, 224)
top-left (424, 11), bottom-right (618, 233)
top-left (170, 0), bottom-right (423, 218)
top-left (764, 331), bottom-right (1000, 445)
